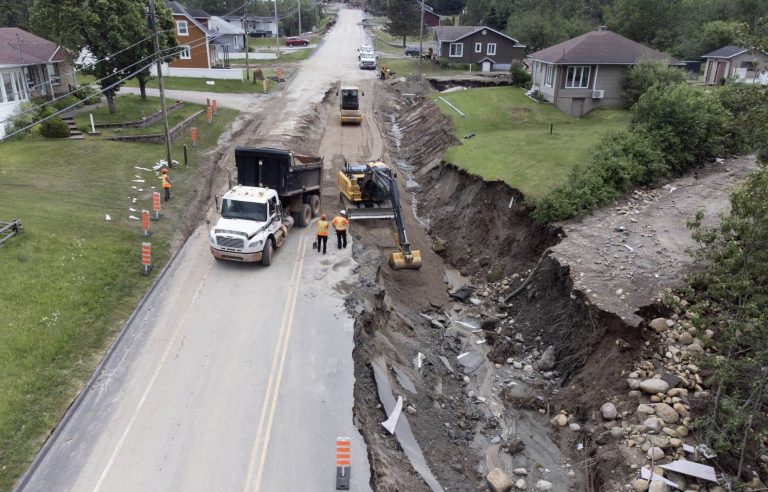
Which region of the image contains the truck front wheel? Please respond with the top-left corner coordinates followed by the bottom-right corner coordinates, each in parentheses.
top-left (295, 203), bottom-right (312, 227)
top-left (262, 239), bottom-right (273, 266)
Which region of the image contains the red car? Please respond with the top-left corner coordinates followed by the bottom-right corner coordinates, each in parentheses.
top-left (285, 37), bottom-right (309, 47)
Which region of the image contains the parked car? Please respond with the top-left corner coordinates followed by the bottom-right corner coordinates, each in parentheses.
top-left (285, 37), bottom-right (310, 47)
top-left (404, 46), bottom-right (420, 57)
top-left (359, 54), bottom-right (377, 70)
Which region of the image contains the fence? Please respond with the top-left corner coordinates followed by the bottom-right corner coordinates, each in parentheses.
top-left (0, 219), bottom-right (22, 246)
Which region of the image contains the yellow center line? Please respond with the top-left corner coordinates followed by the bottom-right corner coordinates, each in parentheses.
top-left (243, 234), bottom-right (306, 491)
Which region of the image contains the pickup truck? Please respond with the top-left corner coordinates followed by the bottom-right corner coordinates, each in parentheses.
top-left (359, 54), bottom-right (376, 70)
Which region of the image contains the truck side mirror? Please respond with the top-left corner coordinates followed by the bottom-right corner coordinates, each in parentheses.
top-left (215, 194), bottom-right (222, 213)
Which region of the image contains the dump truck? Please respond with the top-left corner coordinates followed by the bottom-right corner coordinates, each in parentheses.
top-left (208, 147), bottom-right (322, 264)
top-left (340, 86), bottom-right (362, 124)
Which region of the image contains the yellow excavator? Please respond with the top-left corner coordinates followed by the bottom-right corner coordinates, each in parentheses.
top-left (337, 161), bottom-right (421, 270)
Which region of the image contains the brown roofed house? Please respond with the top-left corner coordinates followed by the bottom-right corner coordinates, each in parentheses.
top-left (0, 27), bottom-right (76, 137)
top-left (433, 25), bottom-right (525, 72)
top-left (527, 27), bottom-right (681, 117)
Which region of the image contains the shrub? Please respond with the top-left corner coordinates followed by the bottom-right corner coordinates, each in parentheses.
top-left (73, 85), bottom-right (100, 103)
top-left (50, 95), bottom-right (79, 111)
top-left (39, 117), bottom-right (71, 138)
top-left (533, 129), bottom-right (665, 223)
top-left (509, 62), bottom-right (532, 88)
top-left (631, 83), bottom-right (730, 173)
top-left (715, 83), bottom-right (768, 154)
top-left (624, 59), bottom-right (687, 106)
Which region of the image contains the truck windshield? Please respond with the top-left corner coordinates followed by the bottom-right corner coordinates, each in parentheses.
top-left (221, 199), bottom-right (267, 222)
top-left (342, 90), bottom-right (358, 106)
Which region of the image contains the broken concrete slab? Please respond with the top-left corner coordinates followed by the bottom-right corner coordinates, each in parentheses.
top-left (393, 365), bottom-right (417, 394)
top-left (456, 351), bottom-right (484, 373)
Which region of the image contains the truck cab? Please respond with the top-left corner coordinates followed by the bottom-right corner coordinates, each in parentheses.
top-left (209, 185), bottom-right (290, 265)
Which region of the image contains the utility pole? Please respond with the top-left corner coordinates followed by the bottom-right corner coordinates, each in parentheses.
top-left (148, 0), bottom-right (172, 167)
top-left (243, 1), bottom-right (250, 81)
top-left (298, 0), bottom-right (302, 35)
top-left (274, 0), bottom-right (280, 58)
top-left (418, 0), bottom-right (425, 78)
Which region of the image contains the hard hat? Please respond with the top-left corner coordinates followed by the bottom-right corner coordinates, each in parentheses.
top-left (321, 213), bottom-right (327, 220)
top-left (340, 210), bottom-right (346, 215)
top-left (161, 168), bottom-right (168, 174)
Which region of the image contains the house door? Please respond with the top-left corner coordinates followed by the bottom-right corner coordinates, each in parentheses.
top-left (481, 61), bottom-right (491, 72)
top-left (715, 62), bottom-right (726, 83)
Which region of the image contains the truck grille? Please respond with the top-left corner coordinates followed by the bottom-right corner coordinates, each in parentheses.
top-left (216, 236), bottom-right (244, 249)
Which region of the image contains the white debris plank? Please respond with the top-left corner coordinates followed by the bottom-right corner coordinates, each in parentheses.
top-left (660, 460), bottom-right (717, 483)
top-left (382, 395), bottom-right (403, 434)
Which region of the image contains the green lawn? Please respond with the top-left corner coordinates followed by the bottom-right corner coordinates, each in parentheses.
top-left (0, 106), bottom-right (238, 490)
top-left (123, 74), bottom-right (278, 93)
top-left (381, 57), bottom-right (469, 77)
top-left (434, 87), bottom-right (630, 200)
top-left (242, 49), bottom-right (313, 64)
top-left (73, 94), bottom-right (207, 137)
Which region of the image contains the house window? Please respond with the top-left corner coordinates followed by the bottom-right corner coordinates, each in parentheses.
top-left (2, 73), bottom-right (15, 102)
top-left (544, 64), bottom-right (554, 87)
top-left (179, 45), bottom-right (191, 59)
top-left (449, 43), bottom-right (463, 57)
top-left (487, 43), bottom-right (496, 56)
top-left (15, 72), bottom-right (27, 100)
top-left (565, 65), bottom-right (590, 88)
top-left (176, 20), bottom-right (189, 36)
top-left (474, 42), bottom-right (481, 53)
top-left (47, 63), bottom-right (60, 86)
top-left (24, 66), bottom-right (35, 90)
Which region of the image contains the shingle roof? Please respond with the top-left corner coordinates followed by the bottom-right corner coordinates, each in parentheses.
top-left (528, 29), bottom-right (678, 65)
top-left (702, 45), bottom-right (748, 59)
top-left (209, 16), bottom-right (244, 35)
top-left (433, 25), bottom-right (521, 45)
top-left (186, 8), bottom-right (210, 19)
top-left (0, 27), bottom-right (68, 66)
top-left (166, 1), bottom-right (210, 35)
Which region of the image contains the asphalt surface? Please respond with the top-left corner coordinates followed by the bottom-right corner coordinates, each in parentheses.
top-left (19, 7), bottom-right (375, 492)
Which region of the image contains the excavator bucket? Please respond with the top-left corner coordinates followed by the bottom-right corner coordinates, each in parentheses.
top-left (389, 249), bottom-right (422, 270)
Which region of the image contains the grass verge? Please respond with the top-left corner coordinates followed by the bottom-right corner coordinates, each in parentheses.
top-left (381, 57), bottom-right (472, 77)
top-left (434, 87), bottom-right (630, 200)
top-left (0, 106), bottom-right (238, 490)
top-left (77, 73), bottom-right (278, 94)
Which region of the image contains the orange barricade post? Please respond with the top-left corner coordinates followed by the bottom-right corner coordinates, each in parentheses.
top-left (141, 242), bottom-right (152, 276)
top-left (207, 105), bottom-right (212, 125)
top-left (152, 192), bottom-right (161, 220)
top-left (141, 209), bottom-right (152, 237)
top-left (263, 79), bottom-right (268, 94)
top-left (335, 437), bottom-right (351, 490)
top-left (276, 67), bottom-right (283, 81)
top-left (212, 99), bottom-right (218, 115)
top-left (190, 126), bottom-right (198, 147)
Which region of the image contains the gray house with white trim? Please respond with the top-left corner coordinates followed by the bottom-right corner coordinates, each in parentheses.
top-left (433, 26), bottom-right (525, 72)
top-left (528, 28), bottom-right (681, 117)
top-left (702, 45), bottom-right (768, 85)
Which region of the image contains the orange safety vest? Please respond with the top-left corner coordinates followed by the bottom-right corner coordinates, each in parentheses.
top-left (161, 174), bottom-right (172, 189)
top-left (332, 216), bottom-right (348, 231)
top-left (317, 219), bottom-right (329, 237)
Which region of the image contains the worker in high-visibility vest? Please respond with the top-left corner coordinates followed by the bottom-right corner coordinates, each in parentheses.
top-left (161, 168), bottom-right (172, 201)
top-left (316, 213), bottom-right (329, 254)
top-left (331, 210), bottom-right (348, 249)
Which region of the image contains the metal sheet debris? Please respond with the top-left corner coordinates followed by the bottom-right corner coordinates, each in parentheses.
top-left (640, 467), bottom-right (679, 488)
top-left (659, 460), bottom-right (717, 483)
top-left (456, 351), bottom-right (484, 373)
top-left (382, 395), bottom-right (403, 434)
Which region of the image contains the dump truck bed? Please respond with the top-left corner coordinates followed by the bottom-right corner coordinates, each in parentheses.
top-left (234, 147), bottom-right (322, 197)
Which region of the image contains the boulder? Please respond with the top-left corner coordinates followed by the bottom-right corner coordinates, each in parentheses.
top-left (601, 402), bottom-right (618, 420)
top-left (654, 403), bottom-right (680, 424)
top-left (535, 480), bottom-right (553, 491)
top-left (637, 404), bottom-right (656, 414)
top-left (486, 467), bottom-right (514, 492)
top-left (649, 318), bottom-right (668, 333)
top-left (647, 446), bottom-right (665, 460)
top-left (632, 479), bottom-right (650, 492)
top-left (643, 417), bottom-right (664, 434)
top-left (677, 332), bottom-right (693, 344)
top-left (538, 345), bottom-right (556, 371)
top-left (512, 468), bottom-right (528, 476)
top-left (569, 423), bottom-right (581, 432)
top-left (640, 378), bottom-right (670, 394)
top-left (515, 479), bottom-right (526, 490)
top-left (648, 480), bottom-right (670, 492)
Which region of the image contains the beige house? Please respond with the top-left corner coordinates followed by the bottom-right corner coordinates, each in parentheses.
top-left (702, 46), bottom-right (768, 85)
top-left (528, 28), bottom-right (680, 117)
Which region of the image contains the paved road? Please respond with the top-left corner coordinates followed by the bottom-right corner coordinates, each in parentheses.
top-left (19, 8), bottom-right (374, 492)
